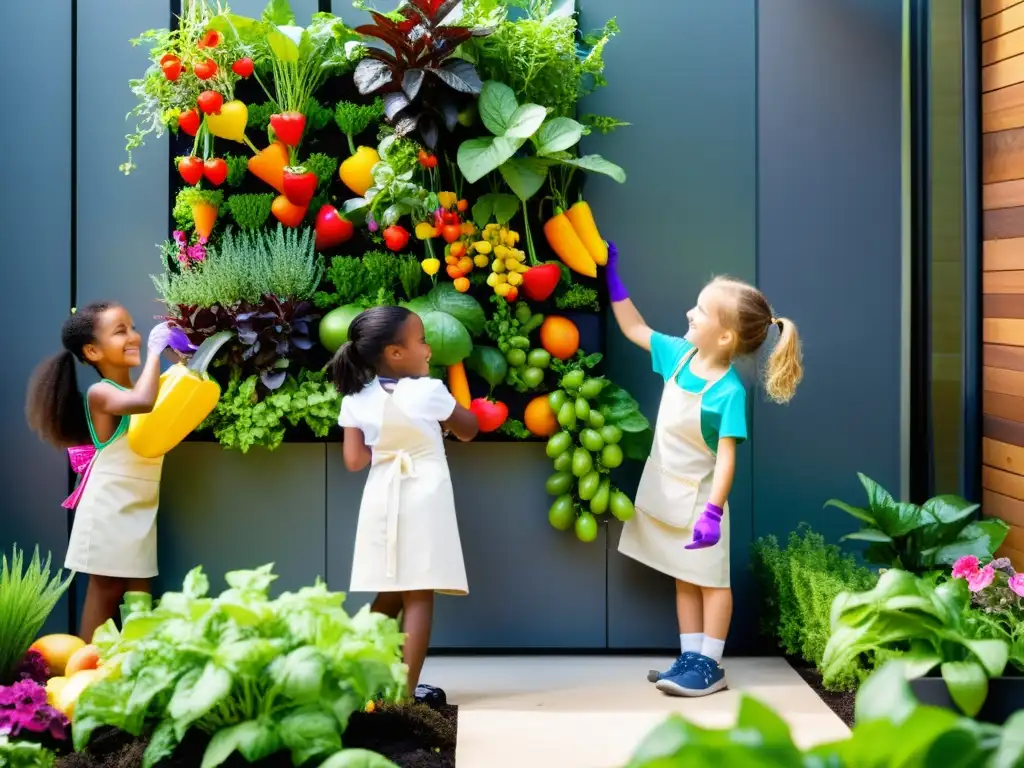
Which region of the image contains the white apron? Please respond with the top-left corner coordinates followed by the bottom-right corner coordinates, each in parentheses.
top-left (350, 394), bottom-right (468, 595)
top-left (618, 348), bottom-right (731, 588)
top-left (65, 403), bottom-right (163, 579)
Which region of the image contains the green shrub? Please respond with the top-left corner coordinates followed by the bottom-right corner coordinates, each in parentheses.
top-left (752, 524), bottom-right (879, 690)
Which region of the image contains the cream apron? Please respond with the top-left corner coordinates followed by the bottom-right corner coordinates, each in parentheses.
top-left (65, 390), bottom-right (163, 578)
top-left (618, 349), bottom-right (731, 588)
top-left (350, 394), bottom-right (468, 595)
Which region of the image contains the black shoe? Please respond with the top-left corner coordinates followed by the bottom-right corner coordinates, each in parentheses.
top-left (414, 684), bottom-right (447, 709)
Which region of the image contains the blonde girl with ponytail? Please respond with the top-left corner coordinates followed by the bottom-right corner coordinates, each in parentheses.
top-left (604, 244), bottom-right (803, 697)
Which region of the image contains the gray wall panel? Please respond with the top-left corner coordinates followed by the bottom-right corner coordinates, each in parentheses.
top-left (158, 444), bottom-right (328, 595)
top-left (578, 0), bottom-right (759, 651)
top-left (76, 1), bottom-right (170, 342)
top-left (0, 0), bottom-right (74, 634)
top-left (327, 443), bottom-right (608, 648)
top-left (755, 0), bottom-right (904, 545)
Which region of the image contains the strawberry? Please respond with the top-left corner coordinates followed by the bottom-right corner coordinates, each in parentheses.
top-left (197, 91), bottom-right (223, 115)
top-left (231, 58), bottom-right (254, 78)
top-left (203, 158), bottom-right (228, 186)
top-left (314, 205), bottom-right (355, 251)
top-left (178, 156), bottom-right (204, 186)
top-left (178, 108), bottom-right (201, 137)
top-left (282, 166), bottom-right (318, 207)
top-left (269, 112), bottom-right (306, 147)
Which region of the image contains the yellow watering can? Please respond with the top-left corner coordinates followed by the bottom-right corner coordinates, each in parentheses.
top-left (128, 331), bottom-right (233, 458)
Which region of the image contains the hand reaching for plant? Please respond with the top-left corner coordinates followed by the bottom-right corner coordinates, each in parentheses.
top-left (605, 240), bottom-right (629, 303)
top-left (685, 503), bottom-right (723, 550)
top-left (147, 323), bottom-right (189, 356)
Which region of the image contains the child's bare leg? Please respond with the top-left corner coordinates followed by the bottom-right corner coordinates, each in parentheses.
top-left (371, 591), bottom-right (403, 619)
top-left (79, 575), bottom-right (127, 642)
top-left (400, 589), bottom-right (434, 695)
top-left (676, 579), bottom-right (703, 636)
top-left (700, 586), bottom-right (733, 662)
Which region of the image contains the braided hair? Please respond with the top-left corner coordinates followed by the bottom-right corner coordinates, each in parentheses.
top-left (26, 302), bottom-right (115, 447)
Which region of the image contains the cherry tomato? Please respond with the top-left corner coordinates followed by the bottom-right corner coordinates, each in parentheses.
top-left (193, 58), bottom-right (218, 80)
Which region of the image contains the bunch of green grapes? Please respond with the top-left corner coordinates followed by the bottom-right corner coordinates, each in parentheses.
top-left (487, 299), bottom-right (550, 392)
top-left (543, 369), bottom-right (636, 542)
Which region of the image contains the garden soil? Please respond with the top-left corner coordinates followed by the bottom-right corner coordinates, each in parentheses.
top-left (56, 703), bottom-right (457, 768)
top-left (786, 657), bottom-right (855, 728)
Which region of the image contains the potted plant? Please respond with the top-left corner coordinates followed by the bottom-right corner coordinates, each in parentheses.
top-left (823, 566), bottom-right (1022, 723)
top-left (905, 556), bottom-right (1024, 724)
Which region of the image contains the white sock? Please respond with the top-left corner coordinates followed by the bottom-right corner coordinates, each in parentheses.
top-left (680, 633), bottom-right (704, 654)
top-left (702, 636), bottom-right (725, 662)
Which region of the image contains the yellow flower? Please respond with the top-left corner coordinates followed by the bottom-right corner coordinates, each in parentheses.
top-left (438, 191), bottom-right (458, 209)
top-left (507, 272), bottom-right (524, 286)
top-left (473, 254), bottom-right (490, 269)
top-left (474, 241), bottom-right (492, 255)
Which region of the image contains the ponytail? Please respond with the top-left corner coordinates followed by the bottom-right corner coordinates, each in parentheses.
top-left (27, 301), bottom-right (114, 448)
top-left (26, 350), bottom-right (89, 448)
top-left (327, 305), bottom-right (414, 396)
top-left (764, 317), bottom-right (803, 404)
top-left (330, 342), bottom-right (375, 396)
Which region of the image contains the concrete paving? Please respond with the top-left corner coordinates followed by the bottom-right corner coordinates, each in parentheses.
top-left (420, 656), bottom-right (851, 768)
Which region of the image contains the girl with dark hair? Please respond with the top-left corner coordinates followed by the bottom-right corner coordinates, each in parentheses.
top-left (330, 305), bottom-right (478, 700)
top-left (26, 302), bottom-right (183, 642)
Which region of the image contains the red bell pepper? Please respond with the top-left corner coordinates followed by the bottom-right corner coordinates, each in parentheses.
top-left (282, 166), bottom-right (318, 207)
top-left (270, 112), bottom-right (306, 147)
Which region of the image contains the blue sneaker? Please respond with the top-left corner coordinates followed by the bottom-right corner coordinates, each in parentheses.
top-left (646, 652), bottom-right (698, 683)
top-left (655, 654), bottom-right (728, 697)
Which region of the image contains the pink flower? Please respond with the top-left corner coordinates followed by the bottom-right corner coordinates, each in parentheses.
top-left (172, 230), bottom-right (186, 246)
top-left (967, 564), bottom-right (995, 592)
top-left (1010, 573), bottom-right (1024, 598)
top-left (952, 555), bottom-right (980, 580)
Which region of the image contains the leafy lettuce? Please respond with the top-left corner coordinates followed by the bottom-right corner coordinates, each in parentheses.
top-left (77, 564), bottom-right (405, 768)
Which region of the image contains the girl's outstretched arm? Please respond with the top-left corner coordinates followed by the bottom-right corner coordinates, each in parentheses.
top-left (87, 323), bottom-right (179, 416)
top-left (88, 353), bottom-right (162, 415)
top-left (343, 427), bottom-right (372, 471)
top-left (443, 404), bottom-right (478, 442)
top-left (605, 241), bottom-right (653, 351)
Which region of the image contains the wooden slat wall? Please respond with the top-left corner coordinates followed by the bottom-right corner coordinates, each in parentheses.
top-left (983, 0), bottom-right (1024, 570)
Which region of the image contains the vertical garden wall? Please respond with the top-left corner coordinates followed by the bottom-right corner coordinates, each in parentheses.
top-left (1, 0), bottom-right (906, 652)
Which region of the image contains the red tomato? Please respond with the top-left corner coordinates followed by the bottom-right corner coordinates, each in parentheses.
top-left (231, 58), bottom-right (254, 78)
top-left (197, 90), bottom-right (223, 115)
top-left (193, 58), bottom-right (218, 80)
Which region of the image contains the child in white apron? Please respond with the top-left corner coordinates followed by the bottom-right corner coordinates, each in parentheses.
top-left (604, 243), bottom-right (804, 697)
top-left (329, 305), bottom-right (478, 701)
top-left (26, 302), bottom-right (183, 643)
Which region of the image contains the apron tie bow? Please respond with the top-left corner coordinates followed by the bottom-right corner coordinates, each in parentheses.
top-left (62, 445), bottom-right (97, 510)
top-left (374, 449), bottom-right (418, 580)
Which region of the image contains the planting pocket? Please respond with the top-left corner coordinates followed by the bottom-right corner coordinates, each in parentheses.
top-left (634, 459), bottom-right (700, 529)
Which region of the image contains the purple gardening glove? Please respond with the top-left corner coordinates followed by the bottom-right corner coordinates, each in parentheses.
top-left (605, 240), bottom-right (629, 303)
top-left (147, 322), bottom-right (189, 356)
top-left (685, 503), bottom-right (723, 550)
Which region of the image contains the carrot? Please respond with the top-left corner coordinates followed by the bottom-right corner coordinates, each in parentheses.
top-left (271, 195), bottom-right (308, 228)
top-left (447, 362), bottom-right (471, 409)
top-left (247, 142), bottom-right (289, 193)
top-left (565, 201), bottom-right (608, 267)
top-left (191, 202), bottom-right (218, 240)
top-left (543, 211), bottom-right (597, 278)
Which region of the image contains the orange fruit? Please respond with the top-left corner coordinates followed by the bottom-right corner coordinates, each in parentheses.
top-left (30, 634), bottom-right (86, 676)
top-left (65, 644), bottom-right (101, 676)
top-left (539, 316), bottom-right (580, 361)
top-left (524, 395), bottom-right (559, 437)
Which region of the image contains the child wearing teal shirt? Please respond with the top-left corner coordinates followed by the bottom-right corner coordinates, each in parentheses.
top-left (650, 332), bottom-right (748, 452)
top-left (604, 241), bottom-right (805, 698)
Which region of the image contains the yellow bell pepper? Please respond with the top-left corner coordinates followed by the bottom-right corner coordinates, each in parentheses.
top-left (340, 146), bottom-right (379, 197)
top-left (206, 101), bottom-right (257, 152)
top-left (128, 331), bottom-right (232, 459)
